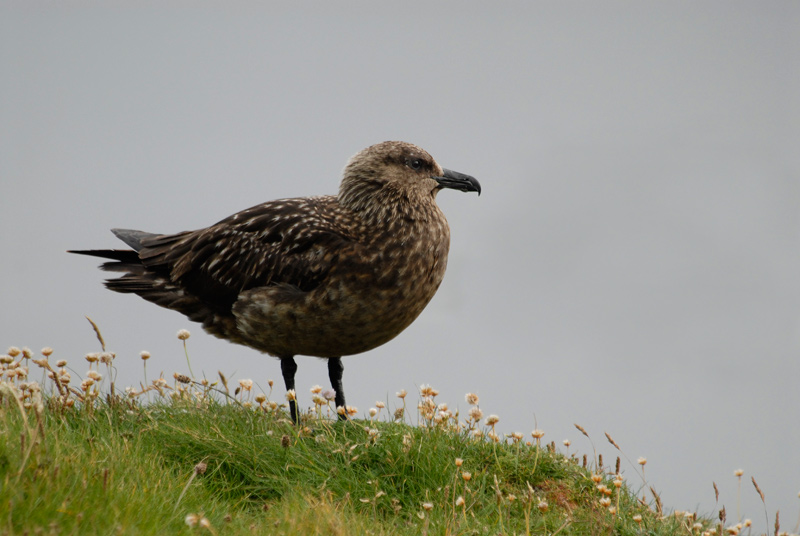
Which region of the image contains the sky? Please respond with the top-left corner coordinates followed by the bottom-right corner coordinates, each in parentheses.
top-left (2, 2), bottom-right (799, 530)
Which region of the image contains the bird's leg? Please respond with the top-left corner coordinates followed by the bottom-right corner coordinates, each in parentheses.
top-left (281, 356), bottom-right (299, 424)
top-left (327, 357), bottom-right (346, 421)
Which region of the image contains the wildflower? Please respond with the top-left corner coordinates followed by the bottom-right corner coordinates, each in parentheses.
top-left (455, 458), bottom-right (463, 467)
top-left (511, 432), bottom-right (524, 442)
top-left (734, 469), bottom-right (743, 477)
top-left (396, 389), bottom-right (407, 399)
top-left (465, 392), bottom-right (479, 405)
top-left (461, 471), bottom-right (472, 482)
top-left (239, 379), bottom-right (253, 391)
top-left (375, 401), bottom-right (385, 409)
top-left (85, 353), bottom-right (99, 363)
top-left (199, 517), bottom-right (211, 529)
top-left (471, 429), bottom-right (483, 439)
top-left (7, 347), bottom-right (20, 358)
top-left (285, 389), bottom-right (296, 401)
top-left (337, 406), bottom-right (347, 417)
top-left (87, 370), bottom-right (102, 381)
top-left (591, 473), bottom-right (603, 484)
top-left (255, 394), bottom-right (266, 404)
top-left (22, 347), bottom-right (33, 359)
top-left (563, 439), bottom-right (571, 447)
top-left (369, 408), bottom-right (378, 418)
top-left (638, 457), bottom-right (647, 466)
top-left (346, 405), bottom-right (358, 417)
top-left (185, 514), bottom-right (199, 527)
top-left (599, 497), bottom-right (611, 507)
top-left (485, 414), bottom-right (499, 426)
top-left (56, 359), bottom-right (67, 367)
top-left (538, 500), bottom-right (549, 512)
top-left (455, 496), bottom-right (465, 507)
top-left (311, 394), bottom-right (325, 405)
top-left (422, 502), bottom-right (433, 511)
top-left (140, 351), bottom-right (151, 360)
top-left (322, 389), bottom-right (336, 401)
top-left (41, 347), bottom-right (53, 357)
top-left (310, 384), bottom-right (322, 394)
top-left (177, 329), bottom-right (191, 340)
top-left (633, 514), bottom-right (643, 523)
top-left (531, 429), bottom-right (545, 440)
top-left (100, 352), bottom-right (114, 364)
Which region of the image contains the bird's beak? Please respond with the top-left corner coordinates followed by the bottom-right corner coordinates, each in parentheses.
top-left (434, 169), bottom-right (481, 196)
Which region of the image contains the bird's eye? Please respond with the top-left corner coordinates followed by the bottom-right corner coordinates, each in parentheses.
top-left (408, 158), bottom-right (423, 170)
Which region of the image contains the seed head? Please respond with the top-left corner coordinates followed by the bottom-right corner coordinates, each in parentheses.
top-left (369, 408), bottom-right (378, 418)
top-left (563, 439), bottom-right (571, 447)
top-left (531, 429), bottom-right (545, 440)
top-left (734, 469), bottom-right (744, 477)
top-left (461, 471), bottom-right (472, 482)
top-left (485, 414), bottom-right (499, 426)
top-left (255, 394), bottom-right (266, 404)
top-left (375, 401), bottom-right (385, 409)
top-left (310, 384), bottom-right (322, 394)
top-left (322, 389), bottom-right (336, 401)
top-left (455, 457), bottom-right (463, 467)
top-left (176, 329), bottom-right (191, 340)
top-left (41, 347), bottom-right (53, 357)
top-left (638, 457), bottom-right (647, 466)
top-left (140, 351), bottom-right (151, 360)
top-left (465, 392), bottom-right (479, 405)
top-left (174, 373), bottom-right (190, 384)
top-left (87, 370), bottom-right (102, 381)
top-left (7, 347), bottom-right (20, 358)
top-left (85, 353), bottom-right (99, 363)
top-left (422, 502), bottom-right (433, 511)
top-left (456, 496), bottom-right (465, 507)
top-left (538, 500), bottom-right (549, 513)
top-left (285, 389), bottom-right (296, 401)
top-left (56, 359), bottom-right (67, 367)
top-left (396, 389), bottom-right (407, 399)
top-left (239, 379), bottom-right (253, 391)
top-left (346, 405), bottom-right (358, 417)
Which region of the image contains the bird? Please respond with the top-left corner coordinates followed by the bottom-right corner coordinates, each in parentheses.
top-left (70, 141), bottom-right (481, 422)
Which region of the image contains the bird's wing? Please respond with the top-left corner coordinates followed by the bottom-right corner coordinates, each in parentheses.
top-left (134, 195), bottom-right (360, 309)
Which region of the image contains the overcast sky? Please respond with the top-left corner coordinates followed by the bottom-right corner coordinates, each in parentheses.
top-left (2, 2), bottom-right (799, 530)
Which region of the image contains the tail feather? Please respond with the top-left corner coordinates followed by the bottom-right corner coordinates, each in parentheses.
top-left (111, 228), bottom-right (158, 251)
top-left (70, 229), bottom-right (241, 343)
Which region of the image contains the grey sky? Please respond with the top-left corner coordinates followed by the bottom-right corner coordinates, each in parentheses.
top-left (2, 2), bottom-right (798, 530)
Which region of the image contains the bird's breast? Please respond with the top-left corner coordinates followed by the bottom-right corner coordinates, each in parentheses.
top-left (232, 217), bottom-right (451, 358)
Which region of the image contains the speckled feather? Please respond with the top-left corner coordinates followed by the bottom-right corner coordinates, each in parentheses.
top-left (72, 141), bottom-right (480, 361)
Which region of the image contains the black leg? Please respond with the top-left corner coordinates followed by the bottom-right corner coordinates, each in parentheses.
top-left (281, 356), bottom-right (299, 424)
top-left (328, 357), bottom-right (346, 420)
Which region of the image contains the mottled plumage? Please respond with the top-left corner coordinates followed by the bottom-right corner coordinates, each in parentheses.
top-left (70, 141), bottom-right (480, 421)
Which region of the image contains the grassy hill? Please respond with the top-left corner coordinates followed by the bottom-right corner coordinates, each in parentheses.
top-left (0, 342), bottom-right (728, 535)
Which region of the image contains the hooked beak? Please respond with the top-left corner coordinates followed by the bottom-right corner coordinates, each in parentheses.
top-left (434, 168), bottom-right (481, 195)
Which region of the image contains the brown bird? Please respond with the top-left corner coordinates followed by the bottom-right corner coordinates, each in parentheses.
top-left (70, 141), bottom-right (481, 422)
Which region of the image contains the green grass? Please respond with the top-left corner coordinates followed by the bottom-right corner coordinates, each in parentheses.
top-left (1, 387), bottom-right (712, 535)
top-left (0, 338), bottom-right (737, 535)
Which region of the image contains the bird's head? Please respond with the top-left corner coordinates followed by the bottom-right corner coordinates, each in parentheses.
top-left (339, 141), bottom-right (480, 215)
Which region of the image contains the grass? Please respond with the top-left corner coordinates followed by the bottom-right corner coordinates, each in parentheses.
top-left (0, 332), bottom-right (793, 536)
